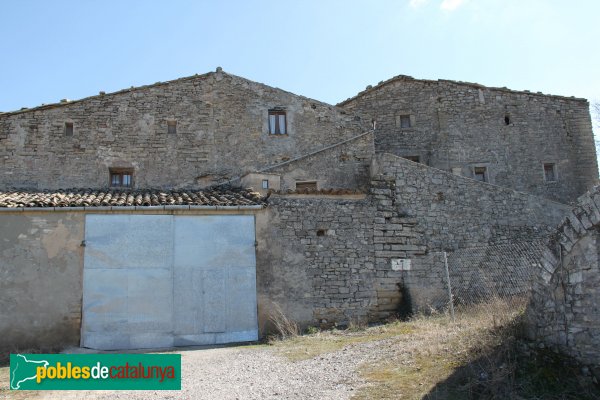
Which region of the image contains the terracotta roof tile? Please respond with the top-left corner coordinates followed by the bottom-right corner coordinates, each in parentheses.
top-left (0, 188), bottom-right (264, 208)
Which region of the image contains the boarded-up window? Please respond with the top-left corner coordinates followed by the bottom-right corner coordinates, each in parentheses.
top-left (296, 181), bottom-right (317, 191)
top-left (544, 163), bottom-right (557, 182)
top-left (268, 110), bottom-right (287, 135)
top-left (110, 168), bottom-right (133, 188)
top-left (65, 122), bottom-right (74, 136)
top-left (474, 167), bottom-right (487, 182)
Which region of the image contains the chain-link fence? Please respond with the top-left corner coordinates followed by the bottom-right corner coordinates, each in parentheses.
top-left (407, 241), bottom-right (548, 317)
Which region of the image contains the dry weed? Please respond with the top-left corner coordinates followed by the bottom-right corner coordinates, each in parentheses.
top-left (268, 303), bottom-right (299, 341)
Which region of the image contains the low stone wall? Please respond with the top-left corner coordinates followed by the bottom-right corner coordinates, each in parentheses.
top-left (258, 154), bottom-right (571, 325)
top-left (372, 153), bottom-right (570, 250)
top-left (406, 242), bottom-right (546, 313)
top-left (527, 186), bottom-right (600, 366)
top-left (256, 192), bottom-right (421, 329)
top-left (370, 153), bottom-right (570, 311)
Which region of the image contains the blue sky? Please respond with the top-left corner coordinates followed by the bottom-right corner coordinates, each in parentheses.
top-left (1, 0), bottom-right (599, 131)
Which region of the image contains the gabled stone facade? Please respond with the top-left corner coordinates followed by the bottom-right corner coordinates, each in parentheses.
top-left (339, 75), bottom-right (598, 204)
top-left (0, 69), bottom-right (372, 192)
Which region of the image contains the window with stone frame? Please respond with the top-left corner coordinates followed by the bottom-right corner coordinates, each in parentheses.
top-left (109, 168), bottom-right (134, 188)
top-left (399, 115), bottom-right (411, 128)
top-left (544, 163), bottom-right (557, 182)
top-left (473, 166), bottom-right (487, 182)
top-left (268, 109), bottom-right (287, 135)
top-left (167, 120), bottom-right (177, 134)
top-left (65, 122), bottom-right (74, 136)
top-left (396, 114), bottom-right (412, 128)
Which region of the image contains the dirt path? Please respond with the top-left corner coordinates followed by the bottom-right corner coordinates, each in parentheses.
top-left (35, 340), bottom-right (385, 400)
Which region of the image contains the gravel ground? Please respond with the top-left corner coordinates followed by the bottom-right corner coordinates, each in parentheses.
top-left (37, 339), bottom-right (393, 400)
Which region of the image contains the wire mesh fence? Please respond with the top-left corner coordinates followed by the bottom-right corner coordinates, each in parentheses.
top-left (408, 241), bottom-right (548, 317)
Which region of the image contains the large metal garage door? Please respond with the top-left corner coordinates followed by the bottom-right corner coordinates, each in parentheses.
top-left (81, 214), bottom-right (258, 350)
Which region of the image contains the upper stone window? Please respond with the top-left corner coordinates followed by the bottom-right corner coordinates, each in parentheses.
top-left (110, 168), bottom-right (133, 188)
top-left (268, 110), bottom-right (287, 135)
top-left (544, 163), bottom-right (557, 182)
top-left (473, 166), bottom-right (487, 182)
top-left (65, 122), bottom-right (74, 136)
top-left (396, 115), bottom-right (411, 128)
top-left (504, 114), bottom-right (511, 125)
top-left (167, 120), bottom-right (177, 134)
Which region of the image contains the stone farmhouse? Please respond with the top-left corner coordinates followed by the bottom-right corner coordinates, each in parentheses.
top-left (0, 67), bottom-right (597, 352)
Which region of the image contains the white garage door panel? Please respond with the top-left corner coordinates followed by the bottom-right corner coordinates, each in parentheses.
top-left (82, 214), bottom-right (258, 350)
top-left (228, 266), bottom-right (260, 331)
top-left (84, 215), bottom-right (173, 269)
top-left (174, 215), bottom-right (256, 268)
top-left (200, 269), bottom-right (227, 333)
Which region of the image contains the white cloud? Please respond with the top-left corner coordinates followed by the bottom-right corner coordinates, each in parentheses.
top-left (440, 0), bottom-right (467, 11)
top-left (409, 0), bottom-right (429, 9)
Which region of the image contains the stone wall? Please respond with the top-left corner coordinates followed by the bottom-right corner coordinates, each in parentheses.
top-left (372, 153), bottom-right (570, 250)
top-left (263, 131), bottom-right (374, 192)
top-left (527, 186), bottom-right (600, 366)
top-left (340, 76), bottom-right (599, 204)
top-left (255, 154), bottom-right (571, 326)
top-left (0, 157), bottom-right (580, 352)
top-left (405, 242), bottom-right (546, 313)
top-left (0, 69), bottom-right (371, 191)
top-left (255, 192), bottom-right (421, 329)
top-left (370, 153), bottom-right (570, 311)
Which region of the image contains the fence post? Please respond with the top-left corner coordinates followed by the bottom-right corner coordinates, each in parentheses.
top-left (443, 251), bottom-right (455, 322)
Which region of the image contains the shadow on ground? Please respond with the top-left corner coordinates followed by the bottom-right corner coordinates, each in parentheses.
top-left (423, 340), bottom-right (600, 400)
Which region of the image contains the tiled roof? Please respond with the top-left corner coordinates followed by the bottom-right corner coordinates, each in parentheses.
top-left (0, 188), bottom-right (264, 208)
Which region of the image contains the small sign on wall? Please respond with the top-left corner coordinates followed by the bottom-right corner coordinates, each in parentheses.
top-left (391, 259), bottom-right (411, 271)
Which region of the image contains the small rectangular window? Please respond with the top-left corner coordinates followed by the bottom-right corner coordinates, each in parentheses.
top-left (400, 115), bottom-right (411, 128)
top-left (296, 181), bottom-right (317, 191)
top-left (167, 120), bottom-right (177, 134)
top-left (109, 168), bottom-right (133, 188)
top-left (474, 167), bottom-right (487, 182)
top-left (262, 179), bottom-right (269, 189)
top-left (544, 163), bottom-right (557, 182)
top-left (268, 110), bottom-right (287, 135)
top-left (404, 156), bottom-right (420, 163)
top-left (65, 122), bottom-right (74, 136)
